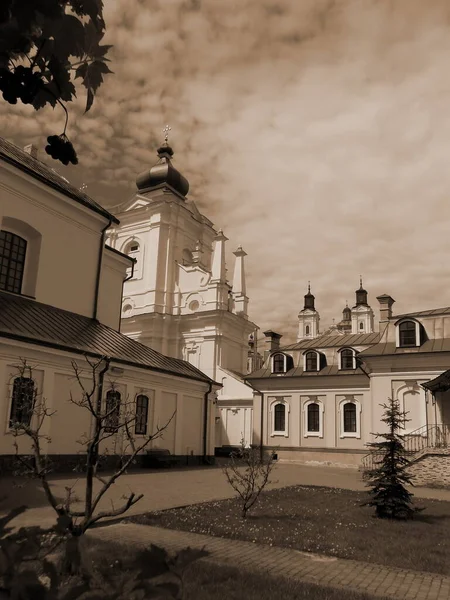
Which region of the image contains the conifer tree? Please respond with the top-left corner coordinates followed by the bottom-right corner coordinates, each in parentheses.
top-left (363, 397), bottom-right (423, 520)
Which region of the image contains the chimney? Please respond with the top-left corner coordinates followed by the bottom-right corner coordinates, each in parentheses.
top-left (263, 330), bottom-right (282, 359)
top-left (376, 294), bottom-right (395, 323)
top-left (23, 144), bottom-right (38, 159)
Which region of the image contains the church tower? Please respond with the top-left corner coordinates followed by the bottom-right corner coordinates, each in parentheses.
top-left (351, 277), bottom-right (374, 334)
top-left (297, 283), bottom-right (320, 341)
top-left (106, 128), bottom-right (256, 380)
top-left (337, 302), bottom-right (352, 333)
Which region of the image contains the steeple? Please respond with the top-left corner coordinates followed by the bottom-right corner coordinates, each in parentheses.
top-left (135, 125), bottom-right (189, 197)
top-left (304, 281), bottom-right (315, 310)
top-left (355, 276), bottom-right (368, 306)
top-left (211, 229), bottom-right (228, 282)
top-left (297, 282), bottom-right (320, 341)
top-left (342, 301), bottom-right (351, 321)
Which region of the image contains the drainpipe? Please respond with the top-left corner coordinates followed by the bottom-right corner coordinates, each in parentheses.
top-left (118, 258), bottom-right (135, 331)
top-left (93, 219), bottom-right (112, 320)
top-left (202, 380), bottom-right (213, 464)
top-left (260, 392), bottom-right (264, 461)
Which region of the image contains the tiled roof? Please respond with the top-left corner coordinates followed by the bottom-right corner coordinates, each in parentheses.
top-left (360, 339), bottom-right (450, 357)
top-left (280, 332), bottom-right (381, 351)
top-left (0, 137), bottom-right (119, 224)
top-left (0, 291), bottom-right (211, 384)
top-left (394, 307), bottom-right (450, 319)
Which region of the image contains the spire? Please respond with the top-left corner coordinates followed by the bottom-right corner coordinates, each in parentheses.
top-left (355, 275), bottom-right (368, 306)
top-left (304, 281), bottom-right (315, 310)
top-left (211, 229), bottom-right (228, 282)
top-left (232, 245), bottom-right (248, 317)
top-left (135, 125), bottom-right (189, 197)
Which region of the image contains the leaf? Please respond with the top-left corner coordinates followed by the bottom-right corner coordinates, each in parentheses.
top-left (47, 14), bottom-right (86, 60)
top-left (85, 88), bottom-right (94, 113)
top-left (71, 0), bottom-right (103, 25)
top-left (48, 55), bottom-right (76, 102)
top-left (82, 60), bottom-right (113, 92)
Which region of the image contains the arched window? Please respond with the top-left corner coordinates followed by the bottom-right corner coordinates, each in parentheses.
top-left (340, 348), bottom-right (355, 370)
top-left (0, 231), bottom-right (27, 294)
top-left (399, 321), bottom-right (416, 347)
top-left (135, 394), bottom-right (149, 435)
top-left (359, 322), bottom-right (364, 330)
top-left (9, 377), bottom-right (35, 427)
top-left (272, 353), bottom-right (285, 373)
top-left (105, 390), bottom-right (121, 432)
top-left (274, 403), bottom-right (286, 432)
top-left (343, 402), bottom-right (357, 433)
top-left (123, 240), bottom-right (140, 278)
top-left (305, 325), bottom-right (310, 336)
top-left (307, 403), bottom-right (320, 432)
top-left (305, 351), bottom-right (318, 372)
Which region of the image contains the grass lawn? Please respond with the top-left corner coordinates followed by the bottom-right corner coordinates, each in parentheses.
top-left (129, 484), bottom-right (450, 576)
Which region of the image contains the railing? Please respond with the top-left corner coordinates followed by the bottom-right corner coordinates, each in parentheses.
top-left (361, 423), bottom-right (450, 471)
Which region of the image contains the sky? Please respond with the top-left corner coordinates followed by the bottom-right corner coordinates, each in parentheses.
top-left (2, 0), bottom-right (450, 343)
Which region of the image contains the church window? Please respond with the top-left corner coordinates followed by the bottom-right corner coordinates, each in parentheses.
top-left (359, 322), bottom-right (364, 330)
top-left (305, 351), bottom-right (318, 372)
top-left (343, 402), bottom-right (357, 433)
top-left (398, 321), bottom-right (417, 347)
top-left (0, 231), bottom-right (27, 294)
top-left (340, 348), bottom-right (355, 370)
top-left (305, 325), bottom-right (310, 336)
top-left (9, 376), bottom-right (35, 428)
top-left (135, 394), bottom-right (149, 435)
top-left (307, 403), bottom-right (319, 432)
top-left (123, 240), bottom-right (140, 279)
top-left (104, 390), bottom-right (121, 432)
top-left (274, 403), bottom-right (285, 432)
top-left (269, 398), bottom-right (290, 436)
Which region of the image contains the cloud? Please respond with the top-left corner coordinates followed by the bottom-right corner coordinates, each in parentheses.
top-left (2, 0), bottom-right (450, 342)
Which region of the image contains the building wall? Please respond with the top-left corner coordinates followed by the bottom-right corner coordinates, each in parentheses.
top-left (0, 161), bottom-right (107, 317)
top-left (0, 339), bottom-right (214, 468)
top-left (96, 249), bottom-right (129, 330)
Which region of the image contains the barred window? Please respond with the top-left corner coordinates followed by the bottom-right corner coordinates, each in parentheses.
top-left (0, 231), bottom-right (27, 294)
top-left (105, 390), bottom-right (121, 432)
top-left (343, 402), bottom-right (357, 433)
top-left (274, 403), bottom-right (286, 432)
top-left (135, 394), bottom-right (149, 435)
top-left (307, 403), bottom-right (320, 432)
top-left (9, 377), bottom-right (35, 427)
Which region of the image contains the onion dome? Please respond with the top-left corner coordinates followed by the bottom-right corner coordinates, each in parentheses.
top-left (355, 276), bottom-right (368, 306)
top-left (135, 126), bottom-right (189, 197)
top-left (304, 282), bottom-right (315, 310)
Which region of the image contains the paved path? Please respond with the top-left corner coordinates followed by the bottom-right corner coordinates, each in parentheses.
top-left (2, 462), bottom-right (450, 530)
top-left (87, 521), bottom-right (450, 600)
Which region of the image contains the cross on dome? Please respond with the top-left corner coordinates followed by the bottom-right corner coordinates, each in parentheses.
top-left (163, 124), bottom-right (172, 143)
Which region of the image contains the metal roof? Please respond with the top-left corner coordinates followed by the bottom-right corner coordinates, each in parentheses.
top-left (247, 364), bottom-right (363, 379)
top-left (422, 369), bottom-right (450, 392)
top-left (394, 307), bottom-right (450, 319)
top-left (280, 331), bottom-right (381, 351)
top-left (360, 339), bottom-right (450, 357)
top-left (0, 291), bottom-right (212, 384)
top-left (0, 137), bottom-right (119, 224)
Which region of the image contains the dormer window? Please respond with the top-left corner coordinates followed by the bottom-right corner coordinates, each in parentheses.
top-left (339, 348), bottom-right (356, 370)
top-left (305, 351), bottom-right (318, 372)
top-left (271, 353), bottom-right (294, 374)
top-left (396, 319), bottom-right (423, 348)
top-left (398, 321), bottom-right (416, 347)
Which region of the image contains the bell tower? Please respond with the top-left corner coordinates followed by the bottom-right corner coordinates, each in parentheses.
top-left (351, 277), bottom-right (375, 334)
top-left (297, 283), bottom-right (320, 341)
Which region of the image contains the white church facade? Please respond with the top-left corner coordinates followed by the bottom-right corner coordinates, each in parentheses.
top-left (106, 134), bottom-right (258, 450)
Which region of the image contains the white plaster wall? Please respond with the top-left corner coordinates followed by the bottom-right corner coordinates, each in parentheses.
top-left (1, 163), bottom-right (106, 317)
top-left (96, 250), bottom-right (129, 330)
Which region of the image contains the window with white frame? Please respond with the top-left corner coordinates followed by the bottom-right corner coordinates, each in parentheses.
top-left (9, 376), bottom-right (35, 428)
top-left (304, 351), bottom-right (320, 372)
top-left (339, 398), bottom-right (361, 438)
top-left (303, 398), bottom-right (324, 438)
top-left (269, 398), bottom-right (290, 437)
top-left (271, 353), bottom-right (293, 374)
top-left (123, 239), bottom-right (141, 279)
top-left (104, 389), bottom-right (121, 432)
top-left (339, 348), bottom-right (356, 370)
top-left (396, 320), bottom-right (420, 348)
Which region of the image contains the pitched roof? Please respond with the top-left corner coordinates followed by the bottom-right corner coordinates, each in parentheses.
top-left (394, 307), bottom-right (450, 319)
top-left (0, 291), bottom-right (212, 384)
top-left (280, 331), bottom-right (381, 351)
top-left (360, 339), bottom-right (450, 357)
top-left (422, 369), bottom-right (450, 392)
top-left (0, 137), bottom-right (119, 224)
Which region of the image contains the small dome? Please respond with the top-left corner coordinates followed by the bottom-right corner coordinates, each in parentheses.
top-left (135, 142), bottom-right (189, 197)
top-left (343, 305), bottom-right (351, 318)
